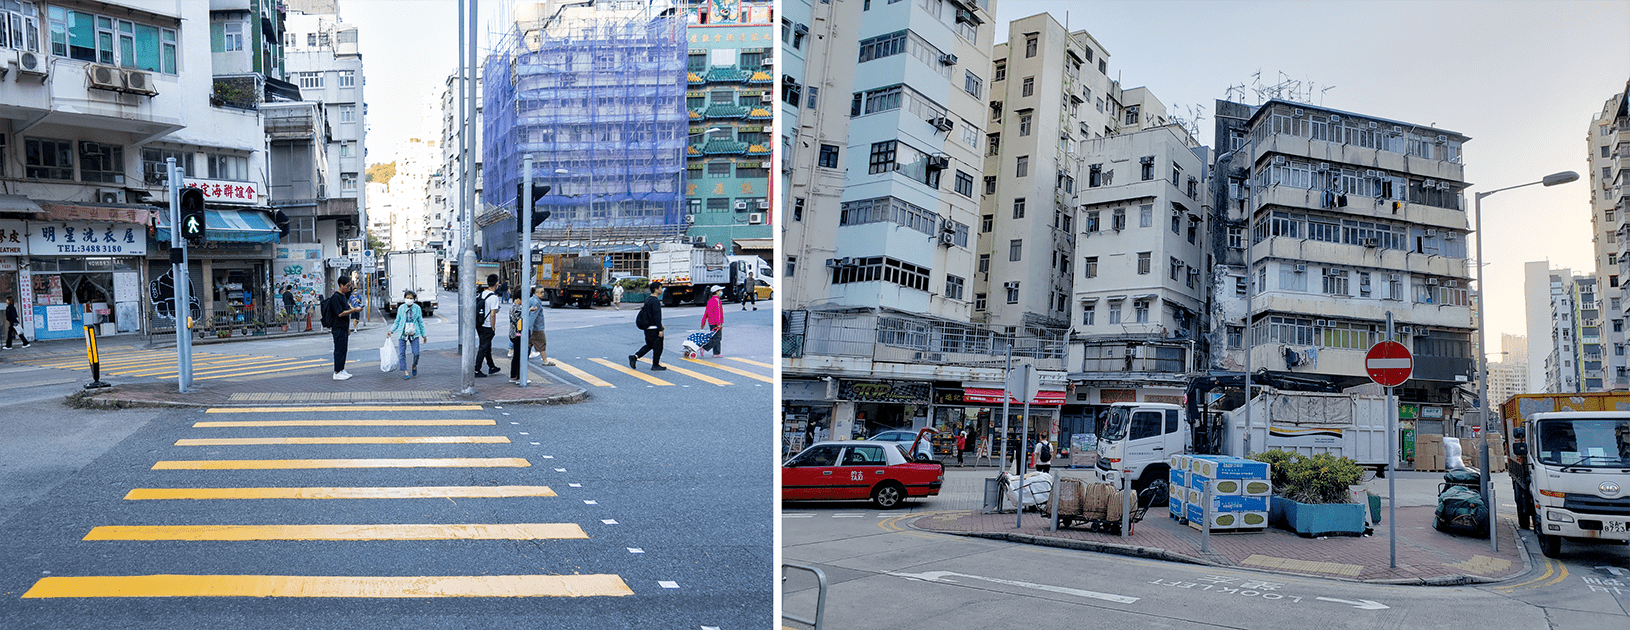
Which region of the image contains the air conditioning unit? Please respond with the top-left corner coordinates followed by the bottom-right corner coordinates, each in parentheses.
top-left (761, 58), bottom-right (774, 67)
top-left (1424, 229), bottom-right (1437, 237)
top-left (1293, 264), bottom-right (1307, 273)
top-left (825, 258), bottom-right (841, 269)
top-left (938, 231), bottom-right (955, 246)
top-left (1424, 179), bottom-right (1436, 188)
top-left (734, 200), bottom-right (749, 210)
top-left (749, 212), bottom-right (764, 224)
top-left (1427, 278), bottom-right (1439, 285)
top-left (1390, 125), bottom-right (1403, 134)
top-left (757, 199), bottom-right (769, 210)
top-left (1435, 135), bottom-right (1448, 144)
top-left (938, 53), bottom-right (958, 66)
top-left (122, 68), bottom-right (157, 95)
top-left (87, 64), bottom-right (122, 91)
top-left (927, 154), bottom-right (950, 170)
top-left (1389, 274), bottom-right (1401, 281)
top-left (1329, 115), bottom-right (1341, 123)
top-left (1003, 281), bottom-right (1019, 289)
top-left (16, 50), bottom-right (47, 79)
top-left (1367, 122), bottom-right (1379, 130)
top-left (1316, 163), bottom-right (1329, 172)
top-left (1315, 319), bottom-right (1328, 327)
top-left (97, 190), bottom-right (123, 204)
top-left (1365, 170), bottom-right (1379, 178)
top-left (760, 93), bottom-right (773, 104)
top-left (1434, 182), bottom-right (1448, 191)
top-left (1361, 237), bottom-right (1379, 247)
top-left (839, 257), bottom-right (855, 267)
top-left (1418, 329), bottom-right (1431, 337)
top-left (1272, 155), bottom-right (1286, 166)
top-left (684, 213), bottom-right (695, 224)
top-left (1444, 232), bottom-right (1459, 240)
top-left (931, 116), bottom-right (954, 132)
top-left (692, 235), bottom-right (707, 245)
top-left (1399, 326), bottom-right (1412, 334)
top-left (1293, 108), bottom-right (1304, 118)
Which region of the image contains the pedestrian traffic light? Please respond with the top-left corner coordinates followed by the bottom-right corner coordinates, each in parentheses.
top-left (179, 187), bottom-right (206, 245)
top-left (516, 183), bottom-right (551, 233)
top-left (273, 209), bottom-right (292, 239)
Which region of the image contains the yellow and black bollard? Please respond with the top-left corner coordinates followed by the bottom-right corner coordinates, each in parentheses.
top-left (83, 324), bottom-right (111, 389)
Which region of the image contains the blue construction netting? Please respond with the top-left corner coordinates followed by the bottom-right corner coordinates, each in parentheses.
top-left (481, 10), bottom-right (689, 262)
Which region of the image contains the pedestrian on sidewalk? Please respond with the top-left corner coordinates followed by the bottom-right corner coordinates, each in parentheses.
top-left (701, 285), bottom-right (725, 357)
top-left (1033, 439), bottom-right (1053, 474)
top-left (386, 289), bottom-right (426, 380)
top-left (323, 276), bottom-right (362, 380)
top-left (3, 295), bottom-right (30, 349)
top-left (348, 289), bottom-right (363, 333)
top-left (956, 430), bottom-right (967, 466)
top-left (742, 273), bottom-right (758, 311)
top-left (525, 285), bottom-right (552, 366)
top-left (506, 292), bottom-right (524, 383)
top-left (628, 280), bottom-right (666, 371)
top-left (611, 282), bottom-right (624, 310)
top-left (281, 285), bottom-right (297, 318)
top-left (474, 274), bottom-right (502, 378)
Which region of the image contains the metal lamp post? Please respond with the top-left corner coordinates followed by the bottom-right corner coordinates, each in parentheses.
top-left (1473, 169), bottom-right (1578, 552)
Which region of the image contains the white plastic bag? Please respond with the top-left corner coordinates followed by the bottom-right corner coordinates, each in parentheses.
top-left (1444, 436), bottom-right (1465, 470)
top-left (379, 338), bottom-right (399, 372)
top-left (1002, 472), bottom-right (1054, 510)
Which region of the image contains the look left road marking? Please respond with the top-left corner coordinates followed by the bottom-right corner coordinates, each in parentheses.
top-left (22, 574), bottom-right (634, 598)
top-left (888, 570), bottom-right (1139, 604)
top-left (152, 458), bottom-right (530, 470)
top-left (206, 406), bottom-right (485, 413)
top-left (174, 436), bottom-right (511, 446)
top-left (84, 523), bottom-right (588, 541)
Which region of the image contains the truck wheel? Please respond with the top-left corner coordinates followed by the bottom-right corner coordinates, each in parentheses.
top-left (1537, 529), bottom-right (1563, 558)
top-left (1135, 467), bottom-right (1170, 508)
top-left (578, 299), bottom-right (591, 309)
top-left (1515, 499), bottom-right (1532, 531)
top-left (663, 293), bottom-right (679, 307)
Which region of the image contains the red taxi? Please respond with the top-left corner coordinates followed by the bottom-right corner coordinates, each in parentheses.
top-left (782, 430), bottom-right (944, 509)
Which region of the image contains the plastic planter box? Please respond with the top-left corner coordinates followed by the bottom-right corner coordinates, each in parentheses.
top-left (1268, 496), bottom-right (1367, 537)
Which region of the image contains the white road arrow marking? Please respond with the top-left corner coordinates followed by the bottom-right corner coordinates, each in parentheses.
top-left (888, 571), bottom-right (1138, 604)
top-left (1598, 566), bottom-right (1629, 577)
top-left (1316, 597), bottom-right (1388, 610)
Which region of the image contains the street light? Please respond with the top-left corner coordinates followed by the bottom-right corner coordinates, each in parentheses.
top-left (1473, 169), bottom-right (1578, 553)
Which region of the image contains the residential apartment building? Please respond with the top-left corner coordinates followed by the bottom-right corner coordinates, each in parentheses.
top-left (0, 0), bottom-right (288, 340)
top-left (436, 67), bottom-right (482, 285)
top-left (283, 2), bottom-right (367, 240)
top-left (1592, 82), bottom-right (1629, 389)
top-left (1206, 99), bottom-right (1476, 418)
top-left (1524, 260), bottom-right (1558, 392)
top-left (683, 0), bottom-right (773, 260)
top-left (978, 14), bottom-right (1167, 333)
top-left (1486, 333), bottom-right (1528, 413)
top-left (783, 0), bottom-right (1082, 460)
top-left (1544, 272), bottom-right (1598, 393)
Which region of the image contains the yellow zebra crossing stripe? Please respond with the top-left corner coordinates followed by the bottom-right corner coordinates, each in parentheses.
top-left (83, 523), bottom-right (588, 541)
top-left (174, 436), bottom-right (511, 446)
top-left (22, 574), bottom-right (634, 598)
top-left (547, 358), bottom-right (615, 387)
top-left (682, 357), bottom-right (772, 383)
top-left (587, 357), bottom-right (673, 386)
top-left (205, 406), bottom-right (485, 413)
top-left (192, 419), bottom-right (497, 428)
top-left (152, 458), bottom-right (530, 470)
top-left (634, 357), bottom-right (731, 386)
top-left (124, 486), bottom-right (558, 500)
top-left (725, 357), bottom-right (774, 369)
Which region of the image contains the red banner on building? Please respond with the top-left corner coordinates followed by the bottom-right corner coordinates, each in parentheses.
top-left (961, 388), bottom-right (1066, 406)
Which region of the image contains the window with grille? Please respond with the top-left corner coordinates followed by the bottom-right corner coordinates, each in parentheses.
top-left (78, 141), bottom-right (123, 183)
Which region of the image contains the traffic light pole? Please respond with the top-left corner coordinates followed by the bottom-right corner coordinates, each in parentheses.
top-left (166, 158), bottom-right (193, 392)
top-left (519, 154), bottom-right (534, 388)
top-left (456, 0), bottom-right (479, 395)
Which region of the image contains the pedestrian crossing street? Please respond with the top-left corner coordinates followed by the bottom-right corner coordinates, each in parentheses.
top-left (21, 404), bottom-right (638, 600)
top-left (11, 349), bottom-right (334, 381)
top-left (553, 355), bottom-right (773, 388)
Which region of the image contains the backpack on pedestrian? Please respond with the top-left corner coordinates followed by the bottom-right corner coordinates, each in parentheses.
top-left (1040, 442), bottom-right (1052, 463)
top-left (635, 305), bottom-right (649, 330)
top-left (321, 295), bottom-right (338, 329)
top-left (475, 290), bottom-right (490, 328)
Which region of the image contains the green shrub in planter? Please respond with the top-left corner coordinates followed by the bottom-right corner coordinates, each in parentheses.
top-left (1249, 450), bottom-right (1364, 504)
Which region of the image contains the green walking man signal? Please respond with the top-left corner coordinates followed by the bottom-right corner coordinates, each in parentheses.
top-left (179, 187), bottom-right (207, 245)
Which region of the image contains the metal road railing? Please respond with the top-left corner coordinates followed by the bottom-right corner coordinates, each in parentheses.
top-left (781, 563), bottom-right (828, 630)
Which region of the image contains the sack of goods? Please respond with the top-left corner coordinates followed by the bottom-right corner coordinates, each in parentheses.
top-left (1002, 472), bottom-right (1053, 510)
top-left (1433, 484), bottom-right (1489, 537)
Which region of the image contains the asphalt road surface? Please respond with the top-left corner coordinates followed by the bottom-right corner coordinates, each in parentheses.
top-left (0, 296), bottom-right (774, 629)
top-left (782, 469), bottom-right (1628, 629)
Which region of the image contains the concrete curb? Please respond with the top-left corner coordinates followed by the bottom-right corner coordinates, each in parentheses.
top-left (905, 513), bottom-right (1530, 587)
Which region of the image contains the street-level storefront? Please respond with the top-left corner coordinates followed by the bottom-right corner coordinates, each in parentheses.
top-left (782, 377), bottom-right (836, 456)
top-left (0, 218), bottom-right (26, 315)
top-left (23, 220), bottom-right (150, 339)
top-left (952, 385), bottom-right (1065, 463)
top-left (833, 379), bottom-right (932, 441)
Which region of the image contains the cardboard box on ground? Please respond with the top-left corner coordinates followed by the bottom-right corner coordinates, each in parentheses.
top-left (1412, 433), bottom-right (1504, 473)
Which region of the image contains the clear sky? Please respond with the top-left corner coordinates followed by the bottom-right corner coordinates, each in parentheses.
top-left (991, 0), bottom-right (1629, 351)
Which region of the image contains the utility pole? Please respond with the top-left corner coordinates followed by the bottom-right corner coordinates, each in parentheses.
top-left (457, 0), bottom-right (479, 394)
top-left (520, 154), bottom-right (534, 388)
top-left (167, 158), bottom-right (193, 392)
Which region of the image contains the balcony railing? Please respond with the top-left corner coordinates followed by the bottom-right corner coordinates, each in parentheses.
top-left (783, 309), bottom-right (1065, 370)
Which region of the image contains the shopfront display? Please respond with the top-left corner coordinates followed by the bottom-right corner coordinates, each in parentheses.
top-left (0, 220), bottom-right (25, 329)
top-left (27, 256), bottom-right (144, 338)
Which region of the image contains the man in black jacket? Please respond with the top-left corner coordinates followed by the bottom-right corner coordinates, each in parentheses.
top-left (628, 281), bottom-right (666, 371)
top-left (3, 295), bottom-right (30, 349)
top-left (323, 276), bottom-right (362, 380)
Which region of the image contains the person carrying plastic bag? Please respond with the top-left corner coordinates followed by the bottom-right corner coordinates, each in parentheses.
top-left (385, 289), bottom-right (426, 379)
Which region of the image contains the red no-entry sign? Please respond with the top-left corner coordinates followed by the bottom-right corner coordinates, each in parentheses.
top-left (1366, 341), bottom-right (1413, 387)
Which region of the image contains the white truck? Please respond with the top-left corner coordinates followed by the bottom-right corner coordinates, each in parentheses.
top-left (648, 242), bottom-right (729, 306)
top-left (1509, 412), bottom-right (1630, 557)
top-left (383, 250), bottom-right (440, 316)
top-left (1095, 389), bottom-right (1390, 506)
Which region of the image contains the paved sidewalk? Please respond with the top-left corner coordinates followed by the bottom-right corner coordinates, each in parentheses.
top-left (913, 471), bottom-right (1527, 585)
top-left (71, 347), bottom-right (586, 408)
